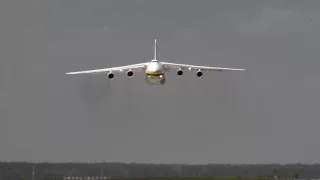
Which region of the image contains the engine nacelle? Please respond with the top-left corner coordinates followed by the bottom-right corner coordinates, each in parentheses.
top-left (177, 68), bottom-right (183, 77)
top-left (108, 72), bottom-right (114, 79)
top-left (127, 70), bottom-right (133, 77)
top-left (196, 70), bottom-right (203, 78)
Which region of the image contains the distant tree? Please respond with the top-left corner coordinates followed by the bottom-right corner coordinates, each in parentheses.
top-left (1, 162), bottom-right (320, 179)
top-left (272, 168), bottom-right (276, 176)
top-left (284, 172), bottom-right (288, 180)
top-left (198, 166), bottom-right (211, 177)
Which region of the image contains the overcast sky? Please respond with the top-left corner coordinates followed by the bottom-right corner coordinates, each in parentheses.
top-left (1, 0), bottom-right (320, 164)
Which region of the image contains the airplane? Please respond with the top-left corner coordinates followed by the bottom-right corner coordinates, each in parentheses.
top-left (65, 39), bottom-right (246, 85)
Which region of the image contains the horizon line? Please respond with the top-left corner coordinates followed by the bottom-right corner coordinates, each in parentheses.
top-left (0, 161), bottom-right (319, 165)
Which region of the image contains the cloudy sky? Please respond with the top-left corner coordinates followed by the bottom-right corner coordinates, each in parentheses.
top-left (1, 0), bottom-right (320, 164)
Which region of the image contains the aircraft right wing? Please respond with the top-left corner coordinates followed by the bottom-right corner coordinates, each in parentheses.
top-left (162, 62), bottom-right (247, 72)
top-left (65, 62), bottom-right (148, 75)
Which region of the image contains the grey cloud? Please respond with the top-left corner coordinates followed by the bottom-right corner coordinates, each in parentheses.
top-left (1, 0), bottom-right (320, 164)
top-left (230, 8), bottom-right (308, 35)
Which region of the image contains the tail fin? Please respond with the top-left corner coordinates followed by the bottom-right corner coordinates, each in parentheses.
top-left (153, 39), bottom-right (157, 60)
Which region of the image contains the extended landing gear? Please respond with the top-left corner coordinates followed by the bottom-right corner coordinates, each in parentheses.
top-left (160, 77), bottom-right (166, 85)
top-left (145, 74), bottom-right (166, 85)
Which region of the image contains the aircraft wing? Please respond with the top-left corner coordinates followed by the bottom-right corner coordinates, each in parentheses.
top-left (65, 63), bottom-right (148, 75)
top-left (162, 62), bottom-right (246, 72)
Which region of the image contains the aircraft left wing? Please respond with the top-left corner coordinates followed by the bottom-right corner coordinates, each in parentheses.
top-left (162, 62), bottom-right (246, 72)
top-left (65, 63), bottom-right (148, 75)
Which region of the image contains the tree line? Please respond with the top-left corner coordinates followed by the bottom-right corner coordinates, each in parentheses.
top-left (0, 162), bottom-right (319, 180)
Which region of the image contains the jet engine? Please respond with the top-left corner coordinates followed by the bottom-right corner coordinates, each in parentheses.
top-left (177, 68), bottom-right (183, 77)
top-left (127, 70), bottom-right (133, 77)
top-left (108, 72), bottom-right (114, 79)
top-left (196, 70), bottom-right (203, 78)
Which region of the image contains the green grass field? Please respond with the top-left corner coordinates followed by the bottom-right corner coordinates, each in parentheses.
top-left (112, 177), bottom-right (266, 180)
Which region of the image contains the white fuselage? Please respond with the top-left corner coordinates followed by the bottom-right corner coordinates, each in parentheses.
top-left (144, 60), bottom-right (166, 85)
